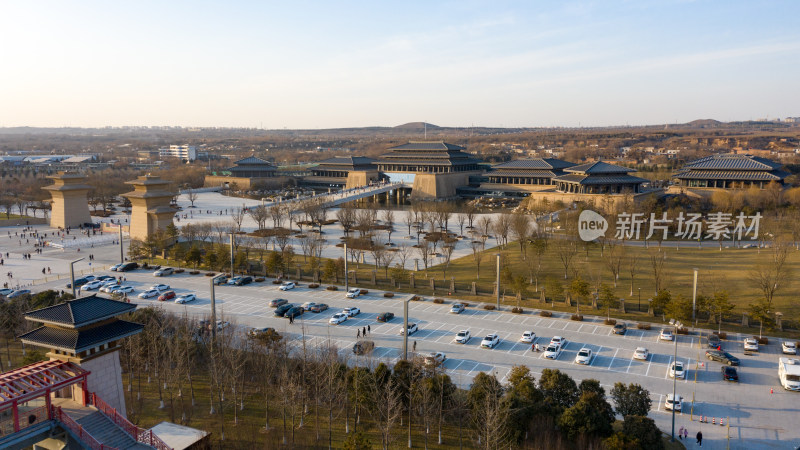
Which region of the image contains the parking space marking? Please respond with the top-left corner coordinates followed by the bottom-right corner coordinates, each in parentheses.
top-left (607, 348), bottom-right (619, 369)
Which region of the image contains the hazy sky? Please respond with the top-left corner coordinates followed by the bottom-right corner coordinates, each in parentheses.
top-left (1, 1), bottom-right (798, 129)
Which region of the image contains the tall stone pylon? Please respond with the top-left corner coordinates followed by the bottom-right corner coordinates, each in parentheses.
top-left (43, 171), bottom-right (92, 229)
top-left (122, 174), bottom-right (177, 241)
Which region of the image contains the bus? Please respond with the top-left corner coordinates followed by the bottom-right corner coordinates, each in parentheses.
top-left (778, 358), bottom-right (800, 391)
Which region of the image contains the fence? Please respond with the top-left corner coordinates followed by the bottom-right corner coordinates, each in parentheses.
top-left (52, 406), bottom-right (115, 450)
top-left (90, 392), bottom-right (172, 450)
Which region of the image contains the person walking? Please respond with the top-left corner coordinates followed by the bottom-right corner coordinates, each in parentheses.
top-left (678, 426), bottom-right (684, 440)
top-left (683, 428), bottom-right (688, 440)
top-left (357, 329), bottom-right (361, 338)
top-left (367, 324), bottom-right (371, 334)
top-left (362, 326), bottom-right (366, 337)
top-left (413, 340), bottom-right (417, 352)
top-left (696, 431), bottom-right (702, 447)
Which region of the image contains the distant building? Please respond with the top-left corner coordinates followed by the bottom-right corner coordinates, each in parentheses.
top-left (672, 153), bottom-right (788, 190)
top-left (204, 156), bottom-right (289, 190)
top-left (485, 158), bottom-right (575, 188)
top-left (553, 161), bottom-right (648, 194)
top-left (303, 156), bottom-right (378, 189)
top-left (159, 144), bottom-right (197, 161)
top-left (226, 156), bottom-right (277, 178)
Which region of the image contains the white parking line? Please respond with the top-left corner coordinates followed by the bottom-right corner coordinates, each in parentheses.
top-left (607, 348), bottom-right (619, 369)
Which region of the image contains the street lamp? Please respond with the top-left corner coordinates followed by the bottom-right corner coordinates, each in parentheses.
top-left (668, 318), bottom-right (684, 442)
top-left (638, 288), bottom-right (641, 312)
top-left (69, 258), bottom-right (85, 298)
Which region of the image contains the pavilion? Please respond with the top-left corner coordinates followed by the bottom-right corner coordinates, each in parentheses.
top-left (672, 153), bottom-right (788, 189)
top-left (303, 156), bottom-right (378, 190)
top-left (553, 161), bottom-right (647, 194)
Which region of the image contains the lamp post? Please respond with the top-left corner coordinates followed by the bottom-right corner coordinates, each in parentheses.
top-left (69, 258), bottom-right (85, 298)
top-left (638, 288), bottom-right (641, 313)
top-left (118, 224), bottom-right (124, 264)
top-left (495, 253), bottom-right (501, 309)
top-left (692, 268), bottom-right (698, 325)
top-left (229, 233), bottom-right (235, 277)
top-left (344, 243), bottom-right (348, 292)
top-left (669, 318), bottom-right (684, 442)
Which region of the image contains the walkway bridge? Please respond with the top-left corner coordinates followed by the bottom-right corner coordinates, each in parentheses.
top-left (0, 360), bottom-right (171, 450)
top-left (264, 181), bottom-right (409, 214)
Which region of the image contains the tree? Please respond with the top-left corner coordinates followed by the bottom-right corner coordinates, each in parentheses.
top-left (650, 289), bottom-right (671, 316)
top-left (185, 245), bottom-right (203, 268)
top-left (468, 372), bottom-right (512, 449)
top-left (510, 212), bottom-right (532, 258)
top-left (544, 276), bottom-right (563, 304)
top-left (558, 391), bottom-right (615, 440)
top-left (503, 365), bottom-right (542, 443)
top-left (343, 430), bottom-right (372, 450)
top-left (626, 252), bottom-right (639, 296)
top-left (749, 240), bottom-right (791, 312)
top-left (704, 290), bottom-right (735, 333)
top-left (538, 368), bottom-right (579, 410)
top-left (622, 415), bottom-right (663, 450)
top-left (749, 298), bottom-right (772, 339)
top-left (664, 294), bottom-right (693, 324)
top-left (578, 379), bottom-right (604, 397)
top-left (648, 249), bottom-right (667, 294)
top-left (604, 242), bottom-right (624, 287)
top-left (231, 207), bottom-right (246, 233)
top-left (186, 189), bottom-right (198, 208)
top-left (470, 240), bottom-right (483, 279)
top-left (382, 209), bottom-right (395, 243)
top-left (610, 382), bottom-right (652, 417)
top-left (570, 276), bottom-right (590, 313)
top-left (456, 213), bottom-right (467, 236)
top-left (248, 205), bottom-right (269, 230)
top-left (416, 239), bottom-right (431, 271)
top-left (553, 238), bottom-right (578, 279)
top-left (598, 283), bottom-right (617, 320)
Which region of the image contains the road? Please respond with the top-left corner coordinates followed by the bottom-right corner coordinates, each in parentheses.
top-left (33, 268), bottom-right (799, 450)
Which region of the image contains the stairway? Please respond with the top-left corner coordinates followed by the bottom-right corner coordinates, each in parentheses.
top-left (76, 411), bottom-right (152, 449)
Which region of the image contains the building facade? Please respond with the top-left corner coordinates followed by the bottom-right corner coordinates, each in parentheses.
top-left (122, 175), bottom-right (177, 241)
top-left (303, 156), bottom-right (378, 190)
top-left (553, 161), bottom-right (647, 194)
top-left (158, 144), bottom-right (197, 161)
top-left (42, 171), bottom-right (93, 229)
top-left (672, 153), bottom-right (788, 189)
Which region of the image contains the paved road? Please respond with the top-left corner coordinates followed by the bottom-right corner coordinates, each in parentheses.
top-left (32, 269), bottom-right (799, 450)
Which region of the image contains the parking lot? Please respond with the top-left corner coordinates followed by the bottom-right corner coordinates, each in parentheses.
top-left (35, 268), bottom-right (800, 449)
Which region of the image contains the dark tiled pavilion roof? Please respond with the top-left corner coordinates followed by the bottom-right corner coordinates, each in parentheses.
top-left (314, 156), bottom-right (375, 169)
top-left (18, 320), bottom-right (144, 353)
top-left (23, 295), bottom-right (136, 328)
top-left (377, 141), bottom-right (483, 167)
top-left (564, 161), bottom-right (634, 174)
top-left (233, 156), bottom-right (274, 166)
top-left (555, 174), bottom-right (649, 185)
top-left (673, 154), bottom-right (788, 183)
top-left (492, 158), bottom-right (575, 170)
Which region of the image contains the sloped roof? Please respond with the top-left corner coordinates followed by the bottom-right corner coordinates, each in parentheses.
top-left (565, 161), bottom-right (634, 174)
top-left (316, 156), bottom-right (375, 167)
top-left (487, 170), bottom-right (558, 178)
top-left (18, 320), bottom-right (144, 353)
top-left (493, 158), bottom-right (575, 170)
top-left (387, 141), bottom-right (465, 151)
top-left (555, 174), bottom-right (648, 185)
top-left (24, 295), bottom-right (136, 328)
top-left (234, 156), bottom-right (273, 166)
top-left (673, 169), bottom-right (789, 181)
top-left (682, 154), bottom-right (783, 171)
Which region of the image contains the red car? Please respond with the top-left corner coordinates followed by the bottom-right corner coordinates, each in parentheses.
top-left (158, 291), bottom-right (176, 302)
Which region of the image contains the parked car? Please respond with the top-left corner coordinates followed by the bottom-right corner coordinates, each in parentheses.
top-left (575, 348), bottom-right (593, 365)
top-left (100, 284), bottom-right (121, 293)
top-left (117, 262), bottom-right (139, 272)
top-left (150, 284), bottom-right (170, 292)
top-left (743, 338), bottom-right (759, 352)
top-left (138, 289), bottom-right (160, 299)
top-left (344, 307), bottom-right (361, 317)
top-left (707, 334), bottom-right (721, 349)
top-left (660, 329), bottom-right (674, 341)
top-left (450, 303), bottom-right (465, 314)
top-left (550, 336), bottom-right (567, 347)
top-left (353, 340), bottom-right (374, 355)
top-left (95, 275), bottom-right (115, 281)
top-left (310, 303), bottom-right (329, 313)
top-left (543, 344), bottom-right (562, 359)
top-left (110, 263), bottom-right (123, 272)
top-left (153, 267), bottom-right (174, 277)
top-left (7, 289), bottom-right (31, 299)
top-left (215, 320), bottom-right (231, 330)
top-left (721, 366), bottom-right (739, 382)
top-left (301, 302), bottom-right (317, 311)
top-left (454, 330), bottom-right (471, 344)
top-left (269, 298), bottom-right (288, 307)
top-left (274, 304), bottom-right (294, 317)
top-left (285, 306), bottom-right (304, 319)
top-left (782, 341), bottom-right (798, 355)
top-left (520, 331), bottom-right (536, 343)
top-left (100, 279), bottom-right (118, 287)
top-left (400, 323), bottom-right (418, 335)
top-left (233, 276), bottom-right (253, 286)
top-left (279, 281), bottom-right (296, 291)
top-left (669, 361), bottom-right (686, 379)
top-left (329, 313), bottom-right (348, 325)
top-left (175, 294), bottom-right (197, 304)
top-left (377, 312), bottom-right (394, 322)
top-left (112, 286), bottom-right (135, 294)
top-left (0, 288), bottom-right (13, 297)
top-left (80, 280), bottom-right (104, 291)
top-left (158, 291), bottom-right (176, 302)
top-left (424, 352), bottom-right (446, 366)
top-left (346, 288), bottom-right (362, 298)
top-left (706, 350), bottom-right (740, 366)
top-left (248, 327), bottom-right (276, 338)
top-left (633, 347), bottom-right (649, 360)
top-left (664, 394), bottom-right (682, 412)
top-left (66, 276), bottom-right (93, 288)
top-left (481, 334), bottom-right (500, 349)
top-left (612, 323), bottom-right (627, 335)
top-left (212, 274), bottom-right (228, 285)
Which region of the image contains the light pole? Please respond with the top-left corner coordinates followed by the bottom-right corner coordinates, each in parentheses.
top-left (495, 253), bottom-right (501, 309)
top-left (209, 277), bottom-right (217, 340)
top-left (69, 258), bottom-right (85, 298)
top-left (229, 233), bottom-right (235, 277)
top-left (402, 294), bottom-right (413, 360)
top-left (669, 318), bottom-right (684, 442)
top-left (638, 288), bottom-right (641, 312)
top-left (344, 243), bottom-right (348, 292)
top-left (118, 224), bottom-right (124, 264)
top-left (692, 268), bottom-right (698, 325)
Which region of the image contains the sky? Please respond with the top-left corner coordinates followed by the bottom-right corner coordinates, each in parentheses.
top-left (1, 1), bottom-right (799, 129)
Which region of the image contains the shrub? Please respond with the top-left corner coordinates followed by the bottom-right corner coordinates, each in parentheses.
top-left (272, 280), bottom-right (282, 284)
top-left (308, 283), bottom-right (320, 289)
top-left (511, 307), bottom-right (523, 314)
top-left (483, 304), bottom-right (496, 310)
top-left (636, 323), bottom-right (651, 330)
top-left (677, 327), bottom-right (689, 335)
top-left (462, 303), bottom-right (470, 307)
top-left (433, 298), bottom-right (445, 304)
top-left (571, 314), bottom-right (583, 321)
top-left (360, 290), bottom-right (369, 295)
top-left (189, 270), bottom-right (199, 275)
top-left (540, 310), bottom-right (552, 317)
top-left (326, 286), bottom-right (338, 291)
top-left (204, 273), bottom-right (216, 277)
top-left (756, 336), bottom-right (769, 345)
top-left (410, 295), bottom-right (422, 301)
top-left (174, 268), bottom-right (185, 274)
top-left (384, 292), bottom-right (394, 298)
top-left (604, 319), bottom-right (617, 325)
top-left (713, 331), bottom-right (727, 340)
top-left (254, 277), bottom-right (265, 282)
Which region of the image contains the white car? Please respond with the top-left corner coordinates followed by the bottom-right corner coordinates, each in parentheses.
top-left (660, 329), bottom-right (674, 341)
top-left (110, 263), bottom-right (123, 271)
top-left (669, 361), bottom-right (686, 379)
top-left (344, 307), bottom-right (361, 317)
top-left (278, 281), bottom-right (296, 291)
top-left (450, 303), bottom-right (465, 314)
top-left (543, 344), bottom-right (562, 359)
top-left (100, 284), bottom-right (121, 293)
top-left (100, 279), bottom-right (118, 286)
top-left (481, 333), bottom-right (500, 349)
top-left (153, 267), bottom-right (174, 277)
top-left (80, 280), bottom-right (104, 291)
top-left (150, 284), bottom-right (170, 292)
top-left (575, 348), bottom-right (593, 365)
top-left (550, 336), bottom-right (567, 347)
top-left (782, 341), bottom-right (798, 355)
top-left (112, 286), bottom-right (135, 294)
top-left (346, 288), bottom-right (362, 298)
top-left (454, 330), bottom-right (471, 344)
top-left (329, 313), bottom-right (348, 325)
top-left (424, 352), bottom-right (446, 366)
top-left (301, 302), bottom-right (317, 311)
top-left (633, 347), bottom-right (649, 361)
top-left (664, 394), bottom-right (682, 412)
top-left (400, 323), bottom-right (418, 335)
top-left (138, 289), bottom-right (160, 299)
top-left (743, 338), bottom-right (759, 352)
top-left (175, 294), bottom-right (196, 304)
top-left (520, 331), bottom-right (536, 343)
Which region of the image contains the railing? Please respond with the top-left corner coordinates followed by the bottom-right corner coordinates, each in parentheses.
top-left (90, 393), bottom-right (172, 450)
top-left (52, 406), bottom-right (117, 450)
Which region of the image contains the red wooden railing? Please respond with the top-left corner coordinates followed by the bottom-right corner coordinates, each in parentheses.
top-left (90, 392), bottom-right (172, 450)
top-left (52, 405), bottom-right (118, 450)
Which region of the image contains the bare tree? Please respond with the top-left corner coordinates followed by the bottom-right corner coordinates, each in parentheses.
top-left (471, 240), bottom-right (484, 279)
top-left (337, 204), bottom-right (357, 236)
top-left (456, 213), bottom-right (467, 236)
top-left (186, 189), bottom-right (199, 208)
top-left (231, 207), bottom-right (246, 233)
top-left (649, 249), bottom-right (667, 294)
top-left (510, 213), bottom-right (532, 258)
top-left (604, 242), bottom-right (624, 288)
top-left (404, 211), bottom-right (415, 237)
top-left (750, 239), bottom-right (791, 311)
top-left (396, 243), bottom-right (412, 270)
top-left (248, 205), bottom-right (269, 230)
top-left (627, 252), bottom-right (639, 296)
top-left (383, 209), bottom-right (395, 243)
top-left (465, 204), bottom-right (477, 229)
top-left (553, 238), bottom-right (578, 279)
top-left (493, 212), bottom-right (512, 248)
top-left (416, 239), bottom-right (432, 271)
top-left (478, 216), bottom-right (492, 249)
top-left (269, 204), bottom-right (286, 229)
top-left (195, 223), bottom-right (212, 247)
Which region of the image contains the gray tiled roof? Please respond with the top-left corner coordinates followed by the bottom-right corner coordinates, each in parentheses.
top-left (487, 170), bottom-right (559, 178)
top-left (683, 154), bottom-right (783, 171)
top-left (387, 141), bottom-right (465, 151)
top-left (234, 156), bottom-right (274, 166)
top-left (315, 156), bottom-right (376, 167)
top-left (492, 158), bottom-right (575, 170)
top-left (18, 320), bottom-right (144, 353)
top-left (555, 174), bottom-right (648, 185)
top-left (24, 295), bottom-right (136, 328)
top-left (673, 169), bottom-right (789, 181)
top-left (565, 161), bottom-right (634, 174)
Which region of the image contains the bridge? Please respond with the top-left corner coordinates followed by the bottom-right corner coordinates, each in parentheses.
top-left (265, 181), bottom-right (409, 214)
